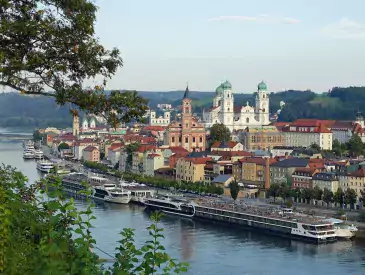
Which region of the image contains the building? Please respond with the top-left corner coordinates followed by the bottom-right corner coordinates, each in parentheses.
top-left (270, 158), bottom-right (309, 187)
top-left (81, 115), bottom-right (97, 131)
top-left (157, 103), bottom-right (173, 110)
top-left (340, 168), bottom-right (365, 203)
top-left (176, 157), bottom-right (210, 182)
top-left (149, 110), bottom-right (171, 126)
top-left (202, 81), bottom-right (270, 131)
top-left (270, 146), bottom-right (295, 157)
top-left (210, 141), bottom-right (244, 152)
top-left (291, 168), bottom-right (319, 189)
top-left (43, 131), bottom-right (59, 147)
top-left (82, 146), bottom-right (100, 162)
top-left (241, 126), bottom-right (284, 151)
top-left (164, 86), bottom-right (206, 152)
top-left (312, 172), bottom-right (339, 193)
top-left (281, 119), bottom-right (333, 150)
top-left (73, 139), bottom-right (99, 160)
top-left (143, 152), bottom-right (164, 176)
top-left (131, 145), bottom-right (156, 173)
top-left (119, 148), bottom-right (128, 172)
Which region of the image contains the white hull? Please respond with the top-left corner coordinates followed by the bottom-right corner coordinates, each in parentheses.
top-left (104, 196), bottom-right (131, 204)
top-left (335, 228), bottom-right (357, 239)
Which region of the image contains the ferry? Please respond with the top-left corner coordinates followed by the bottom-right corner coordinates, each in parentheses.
top-left (36, 160), bottom-right (55, 173)
top-left (23, 140), bottom-right (34, 149)
top-left (144, 197), bottom-right (338, 243)
top-left (144, 195), bottom-right (195, 218)
top-left (34, 150), bottom-right (44, 159)
top-left (23, 151), bottom-right (35, 159)
top-left (119, 180), bottom-right (155, 204)
top-left (324, 218), bottom-right (358, 239)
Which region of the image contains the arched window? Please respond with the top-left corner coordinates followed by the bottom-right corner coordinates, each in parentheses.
top-left (262, 108), bottom-right (266, 113)
top-left (228, 108), bottom-right (230, 112)
top-left (185, 107), bottom-right (189, 113)
top-left (246, 117), bottom-right (249, 123)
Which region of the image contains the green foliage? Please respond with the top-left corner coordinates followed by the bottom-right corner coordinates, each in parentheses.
top-left (334, 188), bottom-right (345, 206)
top-left (269, 183), bottom-right (281, 202)
top-left (0, 0), bottom-right (148, 128)
top-left (278, 183), bottom-right (290, 202)
top-left (0, 165), bottom-right (188, 274)
top-left (33, 129), bottom-right (43, 141)
top-left (310, 143), bottom-right (321, 153)
top-left (229, 181), bottom-right (239, 201)
top-left (83, 160), bottom-right (108, 173)
top-left (322, 188), bottom-right (334, 205)
top-left (344, 188), bottom-right (357, 208)
top-left (347, 134), bottom-right (364, 157)
top-left (58, 142), bottom-right (70, 152)
top-left (126, 142), bottom-right (140, 168)
top-left (300, 188), bottom-right (314, 204)
top-left (358, 212), bottom-right (365, 222)
top-left (312, 186), bottom-right (323, 201)
top-left (209, 123), bottom-right (231, 145)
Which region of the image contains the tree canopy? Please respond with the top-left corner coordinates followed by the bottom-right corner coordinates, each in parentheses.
top-left (0, 0), bottom-right (148, 127)
top-left (229, 180), bottom-right (239, 201)
top-left (58, 142), bottom-right (70, 151)
top-left (209, 123), bottom-right (231, 144)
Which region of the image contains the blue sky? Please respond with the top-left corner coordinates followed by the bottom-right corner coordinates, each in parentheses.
top-left (94, 0), bottom-right (365, 93)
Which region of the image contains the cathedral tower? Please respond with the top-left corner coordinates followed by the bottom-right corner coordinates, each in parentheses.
top-left (256, 81), bottom-right (270, 125)
top-left (72, 110), bottom-right (80, 137)
top-left (221, 80), bottom-right (234, 131)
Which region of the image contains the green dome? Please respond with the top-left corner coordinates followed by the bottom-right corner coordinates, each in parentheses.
top-left (215, 85), bottom-right (223, 96)
top-left (222, 80), bottom-right (232, 90)
top-left (258, 81), bottom-right (267, 91)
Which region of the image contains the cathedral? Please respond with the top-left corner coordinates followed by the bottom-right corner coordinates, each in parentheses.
top-left (202, 80), bottom-right (270, 131)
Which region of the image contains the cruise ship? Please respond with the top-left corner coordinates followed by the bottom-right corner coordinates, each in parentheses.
top-left (119, 180), bottom-right (155, 204)
top-left (23, 150), bottom-right (35, 159)
top-left (144, 195), bottom-right (195, 218)
top-left (144, 197), bottom-right (338, 243)
top-left (36, 160), bottom-right (55, 173)
top-left (34, 150), bottom-right (44, 159)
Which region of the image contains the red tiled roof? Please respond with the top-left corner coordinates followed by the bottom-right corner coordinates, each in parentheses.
top-left (349, 168), bottom-right (365, 177)
top-left (211, 141), bottom-right (240, 149)
top-left (293, 168), bottom-right (317, 174)
top-left (209, 151), bottom-right (252, 157)
top-left (184, 157), bottom-right (212, 165)
top-left (143, 126), bottom-right (165, 131)
top-left (137, 145), bottom-right (156, 153)
top-left (83, 145), bottom-right (98, 152)
top-left (240, 157), bottom-right (277, 165)
top-left (308, 163), bottom-right (325, 169)
top-left (169, 146), bottom-right (189, 154)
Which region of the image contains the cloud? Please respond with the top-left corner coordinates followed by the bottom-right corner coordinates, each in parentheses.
top-left (322, 18), bottom-right (365, 39)
top-left (207, 14), bottom-right (300, 25)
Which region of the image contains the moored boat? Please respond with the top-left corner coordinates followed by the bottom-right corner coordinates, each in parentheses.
top-left (324, 218), bottom-right (358, 240)
top-left (144, 195), bottom-right (196, 218)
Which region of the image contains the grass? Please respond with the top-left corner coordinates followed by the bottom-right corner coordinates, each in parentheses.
top-left (309, 95), bottom-right (341, 107)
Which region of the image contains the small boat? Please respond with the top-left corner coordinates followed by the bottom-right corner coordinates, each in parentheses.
top-left (325, 218), bottom-right (358, 239)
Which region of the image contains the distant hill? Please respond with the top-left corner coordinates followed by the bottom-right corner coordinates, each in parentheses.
top-left (1, 86), bottom-right (364, 128)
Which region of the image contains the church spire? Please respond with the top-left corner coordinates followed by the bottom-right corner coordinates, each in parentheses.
top-left (183, 83), bottom-right (190, 99)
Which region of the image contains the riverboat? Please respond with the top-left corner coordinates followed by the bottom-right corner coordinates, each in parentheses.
top-left (23, 151), bottom-right (35, 159)
top-left (324, 218), bottom-right (358, 239)
top-left (36, 160), bottom-right (55, 173)
top-left (34, 150), bottom-right (44, 159)
top-left (119, 180), bottom-right (155, 204)
top-left (144, 195), bottom-right (195, 218)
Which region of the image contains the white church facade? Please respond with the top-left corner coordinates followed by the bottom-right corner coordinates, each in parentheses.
top-left (149, 110), bottom-right (171, 126)
top-left (202, 81), bottom-right (270, 131)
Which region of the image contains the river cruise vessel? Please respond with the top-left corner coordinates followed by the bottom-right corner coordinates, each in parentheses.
top-left (119, 180), bottom-right (155, 204)
top-left (23, 151), bottom-right (35, 159)
top-left (144, 195), bottom-right (195, 218)
top-left (34, 150), bottom-right (44, 159)
top-left (36, 160), bottom-right (55, 173)
top-left (324, 218), bottom-right (358, 239)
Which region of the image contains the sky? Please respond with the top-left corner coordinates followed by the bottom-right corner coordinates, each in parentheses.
top-left (94, 0), bottom-right (364, 92)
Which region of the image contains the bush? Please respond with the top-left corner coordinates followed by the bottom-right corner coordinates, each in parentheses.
top-left (358, 212), bottom-right (365, 222)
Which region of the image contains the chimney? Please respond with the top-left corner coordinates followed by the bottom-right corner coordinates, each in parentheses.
top-left (264, 157), bottom-right (270, 189)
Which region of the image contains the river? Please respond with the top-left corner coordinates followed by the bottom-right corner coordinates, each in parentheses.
top-left (0, 139), bottom-right (364, 274)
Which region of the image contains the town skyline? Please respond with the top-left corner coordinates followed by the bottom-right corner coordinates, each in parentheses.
top-left (93, 0), bottom-right (365, 92)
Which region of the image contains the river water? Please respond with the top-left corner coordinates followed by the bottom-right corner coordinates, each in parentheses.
top-left (0, 139), bottom-right (364, 275)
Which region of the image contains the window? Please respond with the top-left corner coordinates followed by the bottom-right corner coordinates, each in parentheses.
top-left (179, 136), bottom-right (182, 142)
top-left (199, 136), bottom-right (203, 142)
top-left (246, 117), bottom-right (249, 123)
top-left (193, 137), bottom-right (196, 142)
top-left (186, 123), bottom-right (189, 128)
top-left (185, 137), bottom-right (188, 143)
top-left (172, 136), bottom-right (175, 142)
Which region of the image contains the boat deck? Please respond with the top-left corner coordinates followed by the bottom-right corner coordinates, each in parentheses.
top-left (194, 198), bottom-right (332, 226)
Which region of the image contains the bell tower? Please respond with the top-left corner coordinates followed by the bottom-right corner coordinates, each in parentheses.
top-left (256, 81), bottom-right (269, 125)
top-left (72, 110), bottom-right (80, 137)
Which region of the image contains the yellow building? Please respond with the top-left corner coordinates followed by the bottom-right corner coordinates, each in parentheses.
top-left (176, 157), bottom-right (210, 182)
top-left (340, 169), bottom-right (365, 202)
top-left (242, 126), bottom-right (284, 151)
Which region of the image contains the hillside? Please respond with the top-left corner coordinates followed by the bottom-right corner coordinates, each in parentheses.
top-left (1, 86), bottom-right (365, 128)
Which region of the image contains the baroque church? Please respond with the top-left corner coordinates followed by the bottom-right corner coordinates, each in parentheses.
top-left (202, 80), bottom-right (270, 131)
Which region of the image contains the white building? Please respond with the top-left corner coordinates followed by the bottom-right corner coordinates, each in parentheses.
top-left (142, 152), bottom-right (164, 176)
top-left (81, 115), bottom-right (97, 131)
top-left (73, 139), bottom-right (99, 160)
top-left (202, 81), bottom-right (270, 131)
top-left (149, 110), bottom-right (170, 126)
top-left (282, 121), bottom-right (333, 150)
top-left (119, 149), bottom-right (128, 173)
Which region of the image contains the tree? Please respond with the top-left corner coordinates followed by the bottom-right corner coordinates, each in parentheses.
top-left (301, 188), bottom-right (314, 204)
top-left (58, 142), bottom-right (70, 151)
top-left (312, 186), bottom-right (323, 201)
top-left (322, 188), bottom-right (333, 206)
top-left (347, 134), bottom-right (364, 157)
top-left (0, 0), bottom-right (148, 127)
top-left (360, 189), bottom-right (365, 207)
top-left (209, 123), bottom-right (231, 144)
top-left (0, 165), bottom-right (188, 274)
top-left (310, 143), bottom-right (321, 153)
top-left (344, 188), bottom-right (357, 209)
top-left (126, 142), bottom-right (140, 167)
top-left (33, 129), bottom-right (43, 141)
top-left (269, 183), bottom-right (281, 203)
top-left (278, 183), bottom-right (290, 202)
top-left (229, 180), bottom-right (239, 201)
top-left (334, 187), bottom-right (345, 207)
top-left (332, 139), bottom-right (345, 156)
top-left (292, 188), bottom-right (301, 203)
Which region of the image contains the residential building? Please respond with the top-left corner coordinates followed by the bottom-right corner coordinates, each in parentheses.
top-left (330, 120), bottom-right (353, 143)
top-left (270, 158), bottom-right (309, 187)
top-left (291, 168), bottom-right (319, 189)
top-left (211, 174), bottom-right (234, 187)
top-left (312, 172), bottom-right (339, 193)
top-left (143, 152), bottom-right (164, 176)
top-left (281, 119), bottom-right (333, 150)
top-left (149, 110), bottom-right (170, 126)
top-left (82, 146), bottom-right (100, 162)
top-left (119, 148), bottom-right (128, 173)
top-left (131, 145), bottom-right (156, 173)
top-left (108, 148), bottom-right (122, 166)
top-left (241, 126), bottom-right (284, 151)
top-left (176, 157), bottom-right (211, 182)
top-left (73, 139), bottom-right (99, 160)
top-left (43, 131), bottom-right (59, 147)
top-left (210, 141), bottom-right (244, 152)
top-left (164, 86), bottom-right (206, 152)
top-left (270, 146), bottom-right (295, 157)
top-left (342, 169), bottom-right (365, 202)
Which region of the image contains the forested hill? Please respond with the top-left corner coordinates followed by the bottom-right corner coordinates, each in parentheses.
top-left (276, 87), bottom-right (365, 122)
top-left (0, 86), bottom-right (364, 127)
